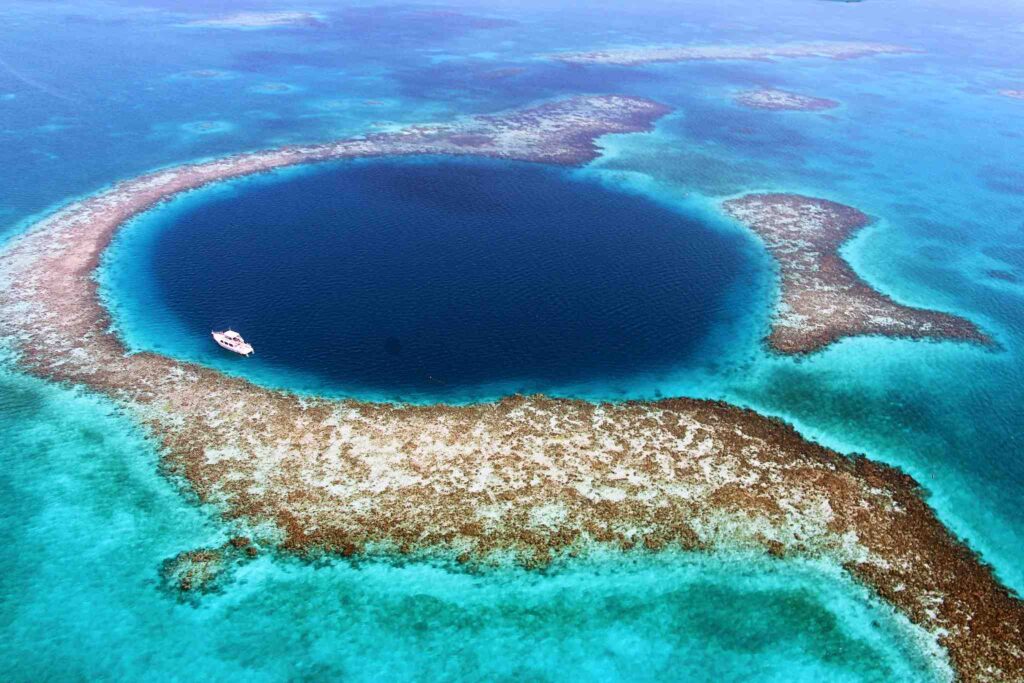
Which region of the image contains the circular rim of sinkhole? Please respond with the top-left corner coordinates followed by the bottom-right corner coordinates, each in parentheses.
top-left (100, 156), bottom-right (770, 404)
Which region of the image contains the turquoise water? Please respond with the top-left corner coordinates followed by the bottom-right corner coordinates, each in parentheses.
top-left (0, 359), bottom-right (946, 681)
top-left (3, 0), bottom-right (1024, 678)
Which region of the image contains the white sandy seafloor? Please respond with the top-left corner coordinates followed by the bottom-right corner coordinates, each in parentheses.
top-left (0, 354), bottom-right (950, 682)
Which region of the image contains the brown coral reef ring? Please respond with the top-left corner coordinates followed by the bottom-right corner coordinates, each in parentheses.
top-left (723, 193), bottom-right (993, 354)
top-left (0, 97), bottom-right (1021, 681)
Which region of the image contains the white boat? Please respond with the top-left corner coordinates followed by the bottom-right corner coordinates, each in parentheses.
top-left (212, 329), bottom-right (254, 356)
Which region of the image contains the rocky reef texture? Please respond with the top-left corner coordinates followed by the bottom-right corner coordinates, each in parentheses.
top-left (160, 537), bottom-right (258, 596)
top-left (549, 41), bottom-right (917, 66)
top-left (988, 270), bottom-right (1019, 283)
top-left (185, 11), bottom-right (324, 29)
top-left (182, 69), bottom-right (231, 79)
top-left (723, 194), bottom-right (991, 354)
top-left (734, 88), bottom-right (839, 111)
top-left (0, 98), bottom-right (1020, 681)
top-left (1000, 89), bottom-right (1024, 100)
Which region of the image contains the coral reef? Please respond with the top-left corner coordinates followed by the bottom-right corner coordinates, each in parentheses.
top-left (185, 12), bottom-right (323, 29)
top-left (160, 537), bottom-right (258, 596)
top-left (734, 88), bottom-right (839, 111)
top-left (549, 42), bottom-right (917, 66)
top-left (723, 194), bottom-right (991, 353)
top-left (0, 97), bottom-right (1019, 681)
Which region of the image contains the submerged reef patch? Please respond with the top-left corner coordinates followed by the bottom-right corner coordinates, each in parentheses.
top-left (979, 165), bottom-right (1024, 196)
top-left (179, 120), bottom-right (233, 135)
top-left (184, 12), bottom-right (324, 30)
top-left (177, 69), bottom-right (233, 80)
top-left (0, 97), bottom-right (1020, 681)
top-left (734, 88), bottom-right (839, 111)
top-left (333, 5), bottom-right (516, 36)
top-left (160, 537), bottom-right (258, 598)
top-left (987, 270), bottom-right (1018, 283)
top-left (250, 82), bottom-right (300, 95)
top-left (548, 42), bottom-right (918, 67)
top-left (723, 194), bottom-right (992, 354)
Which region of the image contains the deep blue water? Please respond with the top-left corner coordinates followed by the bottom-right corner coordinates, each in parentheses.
top-left (141, 158), bottom-right (752, 398)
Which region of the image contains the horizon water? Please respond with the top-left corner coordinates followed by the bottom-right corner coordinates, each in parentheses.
top-left (3, 0), bottom-right (1024, 680)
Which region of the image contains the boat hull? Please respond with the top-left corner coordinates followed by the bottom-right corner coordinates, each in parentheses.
top-left (212, 331), bottom-right (253, 356)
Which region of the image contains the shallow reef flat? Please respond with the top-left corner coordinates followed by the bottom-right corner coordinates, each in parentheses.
top-left (184, 11), bottom-right (324, 29)
top-left (547, 41), bottom-right (918, 66)
top-left (723, 194), bottom-right (992, 354)
top-left (734, 88), bottom-right (839, 111)
top-left (0, 96), bottom-right (1021, 681)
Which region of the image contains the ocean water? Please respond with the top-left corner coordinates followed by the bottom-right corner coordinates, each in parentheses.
top-left (3, 0), bottom-right (1024, 679)
top-left (102, 157), bottom-right (764, 401)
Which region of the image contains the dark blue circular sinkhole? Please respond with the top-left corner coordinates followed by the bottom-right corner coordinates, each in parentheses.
top-left (146, 157), bottom-right (751, 398)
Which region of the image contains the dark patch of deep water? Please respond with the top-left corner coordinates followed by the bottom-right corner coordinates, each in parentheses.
top-left (138, 158), bottom-right (752, 399)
